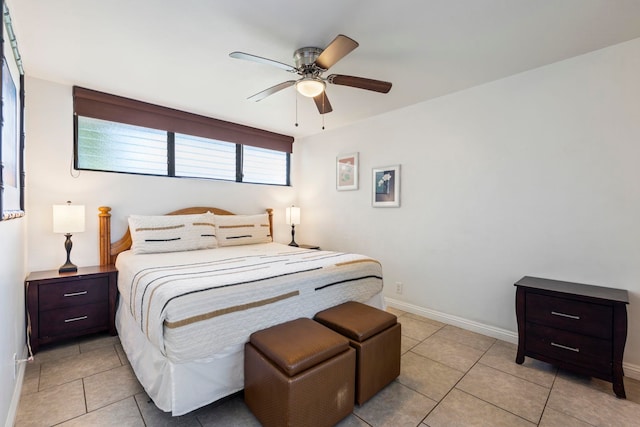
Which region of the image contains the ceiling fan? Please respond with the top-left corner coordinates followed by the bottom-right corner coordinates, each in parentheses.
top-left (229, 34), bottom-right (392, 115)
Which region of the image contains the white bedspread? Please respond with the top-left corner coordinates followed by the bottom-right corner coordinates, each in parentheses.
top-left (116, 243), bottom-right (384, 362)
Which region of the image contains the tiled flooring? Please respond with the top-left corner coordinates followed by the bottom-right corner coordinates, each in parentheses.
top-left (15, 308), bottom-right (640, 426)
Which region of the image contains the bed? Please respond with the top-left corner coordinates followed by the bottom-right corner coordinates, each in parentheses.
top-left (98, 206), bottom-right (385, 415)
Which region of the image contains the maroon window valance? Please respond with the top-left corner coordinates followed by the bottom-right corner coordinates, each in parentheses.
top-left (73, 86), bottom-right (294, 153)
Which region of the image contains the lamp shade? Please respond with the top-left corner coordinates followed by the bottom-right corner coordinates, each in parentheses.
top-left (285, 206), bottom-right (301, 225)
top-left (53, 203), bottom-right (85, 233)
top-left (296, 78), bottom-right (325, 98)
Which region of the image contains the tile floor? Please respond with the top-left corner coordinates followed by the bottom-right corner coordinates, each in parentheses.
top-left (14, 308), bottom-right (640, 426)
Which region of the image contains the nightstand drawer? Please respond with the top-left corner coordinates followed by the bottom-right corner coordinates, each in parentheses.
top-left (526, 293), bottom-right (612, 339)
top-left (39, 302), bottom-right (109, 337)
top-left (526, 323), bottom-right (612, 374)
top-left (39, 277), bottom-right (109, 311)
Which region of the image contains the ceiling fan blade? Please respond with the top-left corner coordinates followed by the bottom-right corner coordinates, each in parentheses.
top-left (247, 81), bottom-right (296, 102)
top-left (328, 74), bottom-right (392, 93)
top-left (229, 51), bottom-right (297, 73)
top-left (313, 92), bottom-right (333, 114)
top-left (314, 35), bottom-right (359, 70)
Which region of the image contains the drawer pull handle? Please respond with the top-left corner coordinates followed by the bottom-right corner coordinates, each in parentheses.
top-left (551, 311), bottom-right (580, 320)
top-left (63, 291), bottom-right (88, 297)
top-left (551, 342), bottom-right (580, 353)
top-left (64, 316), bottom-right (88, 323)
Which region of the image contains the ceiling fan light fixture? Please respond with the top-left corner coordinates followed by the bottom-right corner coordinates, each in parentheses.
top-left (296, 78), bottom-right (325, 98)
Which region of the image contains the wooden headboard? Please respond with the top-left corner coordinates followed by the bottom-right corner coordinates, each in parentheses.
top-left (98, 206), bottom-right (274, 266)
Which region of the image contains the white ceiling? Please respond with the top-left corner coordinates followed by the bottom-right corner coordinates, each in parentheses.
top-left (8, 0), bottom-right (640, 139)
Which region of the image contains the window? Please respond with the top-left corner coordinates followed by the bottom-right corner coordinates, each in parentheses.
top-left (77, 117), bottom-right (167, 175)
top-left (73, 87), bottom-right (293, 185)
top-left (174, 133), bottom-right (236, 180)
top-left (242, 146), bottom-right (288, 185)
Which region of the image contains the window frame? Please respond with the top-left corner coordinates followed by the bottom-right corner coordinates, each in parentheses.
top-left (73, 86), bottom-right (293, 186)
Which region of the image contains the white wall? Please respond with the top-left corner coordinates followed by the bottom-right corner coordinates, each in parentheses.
top-left (1, 14), bottom-right (28, 424)
top-left (25, 77), bottom-right (297, 273)
top-left (295, 38), bottom-right (640, 368)
top-left (0, 217), bottom-right (27, 426)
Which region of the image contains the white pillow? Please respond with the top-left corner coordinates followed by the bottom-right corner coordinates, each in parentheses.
top-left (214, 213), bottom-right (272, 247)
top-left (128, 212), bottom-right (217, 254)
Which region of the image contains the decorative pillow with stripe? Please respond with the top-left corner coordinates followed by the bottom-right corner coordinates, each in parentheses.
top-left (128, 212), bottom-right (217, 254)
top-left (214, 213), bottom-right (272, 247)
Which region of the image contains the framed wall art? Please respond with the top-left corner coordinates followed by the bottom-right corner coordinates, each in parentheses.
top-left (336, 152), bottom-right (358, 191)
top-left (372, 165), bottom-right (400, 207)
top-left (1, 1), bottom-right (26, 220)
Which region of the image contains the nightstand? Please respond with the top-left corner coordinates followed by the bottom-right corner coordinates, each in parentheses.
top-left (515, 276), bottom-right (629, 398)
top-left (298, 244), bottom-right (320, 250)
top-left (25, 265), bottom-right (118, 354)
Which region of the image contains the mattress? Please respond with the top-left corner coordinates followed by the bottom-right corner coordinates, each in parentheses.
top-left (115, 242), bottom-right (384, 362)
top-left (115, 242), bottom-right (385, 414)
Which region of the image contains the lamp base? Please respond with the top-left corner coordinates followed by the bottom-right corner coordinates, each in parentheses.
top-left (59, 233), bottom-right (78, 273)
top-left (288, 224), bottom-right (298, 247)
top-left (59, 262), bottom-right (78, 273)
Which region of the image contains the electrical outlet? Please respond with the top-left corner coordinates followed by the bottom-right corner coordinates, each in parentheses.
top-left (395, 282), bottom-right (403, 294)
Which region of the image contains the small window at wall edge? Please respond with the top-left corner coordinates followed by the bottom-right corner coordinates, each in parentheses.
top-left (73, 86), bottom-right (294, 186)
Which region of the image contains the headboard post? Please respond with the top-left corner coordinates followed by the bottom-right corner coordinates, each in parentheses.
top-left (266, 208), bottom-right (273, 241)
top-left (98, 206), bottom-right (112, 266)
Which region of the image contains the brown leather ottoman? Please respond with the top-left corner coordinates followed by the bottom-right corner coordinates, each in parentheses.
top-left (244, 318), bottom-right (355, 427)
top-left (315, 301), bottom-right (401, 405)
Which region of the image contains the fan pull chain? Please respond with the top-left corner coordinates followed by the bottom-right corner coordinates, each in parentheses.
top-left (295, 91), bottom-right (299, 127)
top-left (322, 94), bottom-right (325, 130)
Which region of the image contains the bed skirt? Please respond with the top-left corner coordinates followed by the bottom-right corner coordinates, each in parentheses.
top-left (116, 293), bottom-right (385, 416)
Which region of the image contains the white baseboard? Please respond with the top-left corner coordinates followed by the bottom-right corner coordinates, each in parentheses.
top-left (623, 362), bottom-right (640, 381)
top-left (385, 297), bottom-right (640, 382)
top-left (385, 297), bottom-right (518, 344)
top-left (5, 345), bottom-right (27, 427)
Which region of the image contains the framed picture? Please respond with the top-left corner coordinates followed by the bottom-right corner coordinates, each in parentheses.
top-left (1, 3), bottom-right (26, 221)
top-left (372, 165), bottom-right (400, 207)
top-left (336, 152), bottom-right (359, 191)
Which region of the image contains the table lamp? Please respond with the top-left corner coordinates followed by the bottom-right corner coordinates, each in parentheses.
top-left (53, 201), bottom-right (85, 273)
top-left (285, 206), bottom-right (301, 247)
